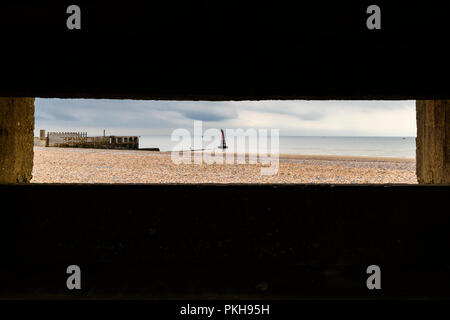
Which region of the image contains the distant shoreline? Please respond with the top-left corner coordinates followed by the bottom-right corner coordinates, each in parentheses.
top-left (35, 146), bottom-right (415, 162)
top-left (277, 153), bottom-right (415, 162)
top-left (157, 150), bottom-right (415, 163)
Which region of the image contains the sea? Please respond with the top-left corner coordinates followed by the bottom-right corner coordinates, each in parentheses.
top-left (139, 136), bottom-right (416, 158)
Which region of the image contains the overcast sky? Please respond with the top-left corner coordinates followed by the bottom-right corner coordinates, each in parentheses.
top-left (35, 99), bottom-right (416, 137)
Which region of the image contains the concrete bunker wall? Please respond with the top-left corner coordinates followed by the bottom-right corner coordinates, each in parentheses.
top-left (416, 100), bottom-right (450, 184)
top-left (0, 97), bottom-right (34, 183)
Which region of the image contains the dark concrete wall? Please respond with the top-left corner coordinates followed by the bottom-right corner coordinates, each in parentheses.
top-left (1, 3), bottom-right (449, 99)
top-left (416, 100), bottom-right (450, 184)
top-left (1, 184), bottom-right (450, 298)
top-left (0, 98), bottom-right (34, 183)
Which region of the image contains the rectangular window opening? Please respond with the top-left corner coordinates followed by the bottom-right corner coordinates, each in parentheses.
top-left (32, 99), bottom-right (417, 184)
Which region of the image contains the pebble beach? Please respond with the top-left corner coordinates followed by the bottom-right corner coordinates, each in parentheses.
top-left (31, 147), bottom-right (417, 184)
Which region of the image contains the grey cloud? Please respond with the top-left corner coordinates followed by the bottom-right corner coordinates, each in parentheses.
top-left (152, 101), bottom-right (238, 122)
top-left (179, 109), bottom-right (237, 122)
top-left (34, 98), bottom-right (415, 137)
top-left (295, 112), bottom-right (324, 121)
top-left (47, 110), bottom-right (80, 122)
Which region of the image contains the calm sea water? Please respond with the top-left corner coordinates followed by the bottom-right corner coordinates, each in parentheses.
top-left (139, 136), bottom-right (416, 158)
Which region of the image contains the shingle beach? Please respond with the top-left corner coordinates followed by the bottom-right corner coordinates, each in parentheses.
top-left (31, 147), bottom-right (417, 184)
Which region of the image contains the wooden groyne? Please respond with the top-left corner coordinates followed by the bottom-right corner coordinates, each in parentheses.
top-left (35, 130), bottom-right (140, 150)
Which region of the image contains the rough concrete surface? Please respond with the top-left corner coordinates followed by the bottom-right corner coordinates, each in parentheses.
top-left (416, 100), bottom-right (450, 184)
top-left (0, 97), bottom-right (34, 183)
